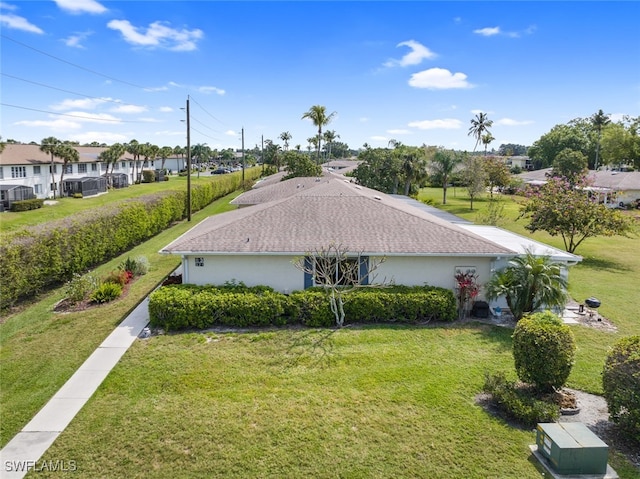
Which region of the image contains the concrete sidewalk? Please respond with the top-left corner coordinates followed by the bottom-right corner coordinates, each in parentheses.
top-left (0, 297), bottom-right (150, 478)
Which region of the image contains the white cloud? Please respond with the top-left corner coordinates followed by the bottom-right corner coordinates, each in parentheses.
top-left (50, 98), bottom-right (111, 111)
top-left (383, 40), bottom-right (437, 67)
top-left (198, 86), bottom-right (226, 95)
top-left (63, 111), bottom-right (121, 123)
top-left (474, 26), bottom-right (501, 36)
top-left (63, 31), bottom-right (92, 48)
top-left (110, 104), bottom-right (148, 114)
top-left (408, 119), bottom-right (463, 130)
top-left (370, 136), bottom-right (388, 142)
top-left (107, 19), bottom-right (203, 51)
top-left (387, 129), bottom-right (411, 135)
top-left (359, 117), bottom-right (369, 123)
top-left (70, 131), bottom-right (128, 144)
top-left (408, 68), bottom-right (473, 90)
top-left (159, 106), bottom-right (173, 112)
top-left (14, 118), bottom-right (82, 131)
top-left (137, 117), bottom-right (163, 123)
top-left (0, 11), bottom-right (44, 34)
top-left (225, 130), bottom-right (238, 136)
top-left (54, 0), bottom-right (107, 14)
top-left (495, 118), bottom-right (533, 126)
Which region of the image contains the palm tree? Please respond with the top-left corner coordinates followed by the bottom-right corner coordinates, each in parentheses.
top-left (279, 131), bottom-right (292, 151)
top-left (400, 146), bottom-right (428, 195)
top-left (468, 112), bottom-right (493, 152)
top-left (302, 105), bottom-right (336, 164)
top-left (159, 146), bottom-right (173, 171)
top-left (57, 143), bottom-right (79, 196)
top-left (173, 145), bottom-right (185, 171)
top-left (40, 136), bottom-right (62, 198)
top-left (126, 140), bottom-right (141, 183)
top-left (323, 130), bottom-right (340, 160)
top-left (430, 148), bottom-right (462, 204)
top-left (481, 132), bottom-right (495, 156)
top-left (485, 252), bottom-right (568, 321)
top-left (591, 109), bottom-right (610, 170)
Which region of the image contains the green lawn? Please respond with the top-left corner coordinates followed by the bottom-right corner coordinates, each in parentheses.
top-left (2, 185), bottom-right (639, 478)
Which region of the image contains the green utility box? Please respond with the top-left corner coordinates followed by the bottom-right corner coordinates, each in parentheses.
top-left (536, 422), bottom-right (609, 475)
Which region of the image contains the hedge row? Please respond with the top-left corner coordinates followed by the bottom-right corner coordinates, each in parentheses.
top-left (0, 170), bottom-right (261, 309)
top-left (148, 284), bottom-right (457, 330)
top-left (10, 198), bottom-right (44, 211)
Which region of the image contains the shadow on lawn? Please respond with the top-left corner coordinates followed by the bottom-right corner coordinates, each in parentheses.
top-left (580, 256), bottom-right (632, 273)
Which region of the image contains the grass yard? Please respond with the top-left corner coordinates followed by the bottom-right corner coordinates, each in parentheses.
top-left (2, 185), bottom-right (639, 477)
top-left (0, 192), bottom-right (241, 448)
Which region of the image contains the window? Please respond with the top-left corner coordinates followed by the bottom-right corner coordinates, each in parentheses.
top-left (121, 161), bottom-right (126, 168)
top-left (78, 164), bottom-right (87, 174)
top-left (0, 167), bottom-right (3, 179)
top-left (50, 183), bottom-right (58, 192)
top-left (63, 164), bottom-right (73, 174)
top-left (314, 257), bottom-right (363, 286)
top-left (101, 163), bottom-right (108, 172)
top-left (194, 257), bottom-right (204, 267)
top-left (91, 163), bottom-right (98, 171)
top-left (50, 165), bottom-right (57, 174)
top-left (113, 163), bottom-right (120, 170)
top-left (34, 184), bottom-right (42, 194)
top-left (11, 166), bottom-right (26, 178)
top-left (34, 165), bottom-right (41, 175)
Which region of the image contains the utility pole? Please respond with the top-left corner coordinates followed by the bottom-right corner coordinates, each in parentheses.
top-left (261, 134), bottom-right (264, 175)
top-left (241, 127), bottom-right (245, 183)
top-left (186, 96), bottom-right (191, 222)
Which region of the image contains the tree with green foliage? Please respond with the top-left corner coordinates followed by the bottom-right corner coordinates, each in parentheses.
top-left (399, 145), bottom-right (428, 195)
top-left (126, 139), bottom-right (142, 182)
top-left (353, 147), bottom-right (401, 194)
top-left (483, 156), bottom-right (510, 198)
top-left (468, 112), bottom-right (493, 152)
top-left (282, 151), bottom-right (322, 179)
top-left (323, 130), bottom-right (339, 160)
top-left (462, 153), bottom-right (485, 210)
top-left (481, 132), bottom-right (495, 156)
top-left (497, 143), bottom-right (528, 156)
top-left (158, 146), bottom-right (174, 171)
top-left (520, 175), bottom-right (633, 253)
top-left (602, 335), bottom-right (640, 443)
top-left (601, 119), bottom-right (640, 169)
top-left (528, 124), bottom-right (590, 170)
top-left (485, 252), bottom-right (568, 321)
top-left (512, 311), bottom-right (576, 392)
top-left (429, 147), bottom-right (462, 204)
top-left (40, 136), bottom-right (62, 198)
top-left (591, 109), bottom-right (611, 170)
top-left (551, 148), bottom-right (588, 185)
top-left (302, 105), bottom-right (336, 164)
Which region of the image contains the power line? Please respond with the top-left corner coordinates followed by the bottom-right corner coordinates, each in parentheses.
top-left (1, 103), bottom-right (142, 123)
top-left (188, 94), bottom-right (226, 126)
top-left (1, 73), bottom-right (147, 109)
top-left (190, 114), bottom-right (221, 133)
top-left (1, 34), bottom-right (149, 90)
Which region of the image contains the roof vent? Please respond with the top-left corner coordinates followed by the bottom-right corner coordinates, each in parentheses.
top-left (374, 195), bottom-right (382, 200)
top-left (354, 185), bottom-right (362, 189)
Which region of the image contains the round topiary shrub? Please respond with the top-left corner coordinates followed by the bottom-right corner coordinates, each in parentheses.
top-left (602, 335), bottom-right (640, 444)
top-left (512, 311), bottom-right (576, 392)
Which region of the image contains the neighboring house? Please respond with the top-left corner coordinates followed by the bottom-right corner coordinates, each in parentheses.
top-left (0, 144), bottom-right (167, 199)
top-left (324, 160), bottom-right (362, 175)
top-left (160, 176), bottom-right (581, 309)
top-left (503, 156), bottom-right (532, 170)
top-left (518, 168), bottom-right (640, 207)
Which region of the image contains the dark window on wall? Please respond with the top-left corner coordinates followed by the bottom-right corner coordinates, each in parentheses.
top-left (78, 164), bottom-right (87, 174)
top-left (34, 165), bottom-right (41, 175)
top-left (195, 257), bottom-right (204, 267)
top-left (64, 164), bottom-right (73, 174)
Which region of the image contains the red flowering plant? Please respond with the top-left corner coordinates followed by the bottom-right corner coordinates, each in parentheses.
top-left (454, 269), bottom-right (480, 319)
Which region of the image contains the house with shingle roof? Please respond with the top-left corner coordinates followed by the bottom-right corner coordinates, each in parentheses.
top-left (160, 176), bottom-right (581, 304)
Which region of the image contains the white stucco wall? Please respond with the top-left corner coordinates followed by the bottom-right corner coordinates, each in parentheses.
top-left (182, 254), bottom-right (497, 299)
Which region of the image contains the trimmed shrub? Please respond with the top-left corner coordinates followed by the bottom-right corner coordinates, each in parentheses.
top-left (483, 371), bottom-right (559, 427)
top-left (512, 311), bottom-right (576, 392)
top-left (72, 193), bottom-right (83, 199)
top-left (90, 282), bottom-right (123, 304)
top-left (148, 284), bottom-right (457, 331)
top-left (104, 269), bottom-right (131, 287)
top-left (141, 170), bottom-right (155, 183)
top-left (602, 335), bottom-right (640, 443)
top-left (10, 199), bottom-right (44, 211)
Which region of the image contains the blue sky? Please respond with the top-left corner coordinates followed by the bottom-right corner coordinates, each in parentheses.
top-left (1, 1), bottom-right (639, 152)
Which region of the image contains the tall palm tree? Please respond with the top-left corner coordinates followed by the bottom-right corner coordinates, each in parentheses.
top-left (40, 136), bottom-right (62, 198)
top-left (126, 140), bottom-right (141, 183)
top-left (323, 130), bottom-right (340, 160)
top-left (302, 105), bottom-right (336, 164)
top-left (279, 131), bottom-right (292, 151)
top-left (485, 251), bottom-right (568, 321)
top-left (57, 143), bottom-right (79, 196)
top-left (468, 112), bottom-right (493, 152)
top-left (430, 147), bottom-right (462, 204)
top-left (173, 145), bottom-right (185, 170)
top-left (159, 146), bottom-right (173, 171)
top-left (591, 109), bottom-right (610, 170)
top-left (400, 146), bottom-right (428, 195)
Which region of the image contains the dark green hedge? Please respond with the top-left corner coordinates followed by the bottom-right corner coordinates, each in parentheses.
top-left (10, 198), bottom-right (44, 211)
top-left (0, 170), bottom-right (261, 309)
top-left (148, 284), bottom-right (457, 330)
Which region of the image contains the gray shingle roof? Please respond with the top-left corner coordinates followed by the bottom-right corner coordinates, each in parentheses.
top-left (161, 177), bottom-right (512, 256)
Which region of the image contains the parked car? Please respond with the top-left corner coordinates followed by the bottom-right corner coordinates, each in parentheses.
top-left (212, 168), bottom-right (231, 175)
